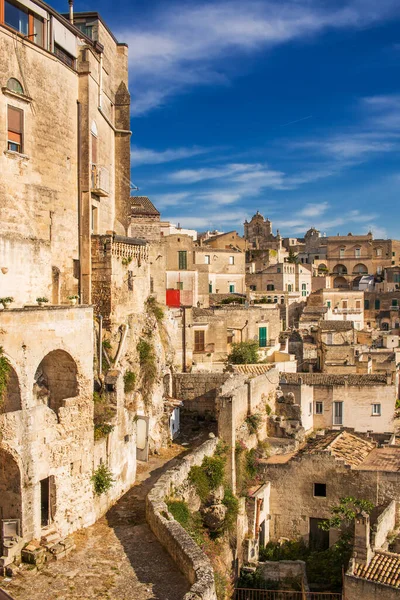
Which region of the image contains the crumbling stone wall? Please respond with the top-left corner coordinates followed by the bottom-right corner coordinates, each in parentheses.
top-left (146, 437), bottom-right (219, 600)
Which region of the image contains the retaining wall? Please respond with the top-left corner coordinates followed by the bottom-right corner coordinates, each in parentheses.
top-left (146, 437), bottom-right (219, 600)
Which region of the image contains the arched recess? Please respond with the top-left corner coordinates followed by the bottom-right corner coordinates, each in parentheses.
top-left (333, 276), bottom-right (348, 289)
top-left (353, 264), bottom-right (368, 275)
top-left (318, 264), bottom-right (327, 273)
top-left (2, 365), bottom-right (22, 413)
top-left (333, 264), bottom-right (347, 275)
top-left (0, 448), bottom-right (22, 522)
top-left (33, 350), bottom-right (79, 416)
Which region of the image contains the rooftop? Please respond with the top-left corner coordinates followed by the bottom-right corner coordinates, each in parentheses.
top-left (130, 196), bottom-right (160, 216)
top-left (353, 551), bottom-right (400, 588)
top-left (356, 447), bottom-right (400, 472)
top-left (320, 320), bottom-right (354, 332)
top-left (233, 364), bottom-right (275, 376)
top-left (298, 430), bottom-right (375, 467)
top-left (280, 373), bottom-right (388, 386)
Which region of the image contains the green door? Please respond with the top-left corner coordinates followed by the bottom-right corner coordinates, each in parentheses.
top-left (259, 327), bottom-right (267, 348)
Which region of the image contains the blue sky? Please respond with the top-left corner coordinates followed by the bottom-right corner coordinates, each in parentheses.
top-left (58, 0), bottom-right (400, 237)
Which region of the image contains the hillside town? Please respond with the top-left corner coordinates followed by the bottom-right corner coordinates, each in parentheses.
top-left (1, 2), bottom-right (400, 600)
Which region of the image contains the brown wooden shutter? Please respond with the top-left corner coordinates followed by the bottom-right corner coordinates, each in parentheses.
top-left (8, 106), bottom-right (22, 133)
top-left (91, 134), bottom-right (97, 164)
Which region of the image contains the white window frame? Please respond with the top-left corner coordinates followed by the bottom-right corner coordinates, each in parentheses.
top-left (229, 256), bottom-right (234, 265)
top-left (333, 401), bottom-right (343, 426)
top-left (372, 403), bottom-right (381, 416)
top-left (315, 402), bottom-right (323, 415)
top-left (204, 255), bottom-right (210, 264)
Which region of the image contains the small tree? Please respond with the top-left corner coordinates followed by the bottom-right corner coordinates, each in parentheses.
top-left (287, 248), bottom-right (299, 264)
top-left (319, 496), bottom-right (374, 531)
top-left (227, 341), bottom-right (259, 364)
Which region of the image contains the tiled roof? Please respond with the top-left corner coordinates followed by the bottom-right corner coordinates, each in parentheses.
top-left (192, 307), bottom-right (214, 317)
top-left (281, 373), bottom-right (388, 386)
top-left (303, 306), bottom-right (327, 314)
top-left (320, 320), bottom-right (354, 331)
top-left (356, 447), bottom-right (400, 472)
top-left (130, 196), bottom-right (160, 216)
top-left (354, 551), bottom-right (400, 588)
top-left (233, 364), bottom-right (275, 376)
top-left (299, 431), bottom-right (375, 466)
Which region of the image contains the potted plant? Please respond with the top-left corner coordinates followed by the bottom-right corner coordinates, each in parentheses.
top-left (36, 297), bottom-right (49, 307)
top-left (0, 297), bottom-right (14, 310)
top-left (68, 295), bottom-right (79, 306)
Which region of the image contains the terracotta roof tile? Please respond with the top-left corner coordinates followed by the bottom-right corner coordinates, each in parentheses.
top-left (281, 373), bottom-right (388, 386)
top-left (233, 364), bottom-right (275, 376)
top-left (299, 431), bottom-right (375, 466)
top-left (320, 320), bottom-right (354, 331)
top-left (130, 196), bottom-right (160, 216)
top-left (354, 551), bottom-right (400, 588)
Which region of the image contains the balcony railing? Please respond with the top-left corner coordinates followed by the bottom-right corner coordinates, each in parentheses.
top-left (332, 308), bottom-right (362, 314)
top-left (91, 165), bottom-right (110, 197)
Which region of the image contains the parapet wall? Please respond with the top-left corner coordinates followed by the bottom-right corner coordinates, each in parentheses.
top-left (146, 438), bottom-right (219, 600)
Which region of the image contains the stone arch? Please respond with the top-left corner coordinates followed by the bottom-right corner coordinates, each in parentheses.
top-left (333, 264), bottom-right (347, 275)
top-left (333, 276), bottom-right (348, 288)
top-left (318, 263), bottom-right (327, 273)
top-left (0, 447), bottom-right (22, 522)
top-left (2, 364), bottom-right (22, 413)
top-left (33, 350), bottom-right (79, 416)
top-left (353, 263), bottom-right (368, 275)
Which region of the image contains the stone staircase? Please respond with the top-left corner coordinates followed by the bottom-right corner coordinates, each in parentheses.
top-left (20, 525), bottom-right (75, 567)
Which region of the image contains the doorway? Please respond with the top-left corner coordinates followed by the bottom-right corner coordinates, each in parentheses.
top-left (40, 476), bottom-right (55, 527)
top-left (309, 517), bottom-right (329, 551)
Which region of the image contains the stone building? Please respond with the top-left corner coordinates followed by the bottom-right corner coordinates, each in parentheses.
top-left (263, 430), bottom-right (400, 546)
top-left (201, 230), bottom-right (247, 251)
top-left (364, 291), bottom-right (400, 331)
top-left (280, 372), bottom-right (396, 433)
top-left (128, 196), bottom-right (161, 242)
top-left (244, 212), bottom-right (282, 250)
top-left (305, 288), bottom-right (364, 330)
top-left (247, 262), bottom-right (312, 298)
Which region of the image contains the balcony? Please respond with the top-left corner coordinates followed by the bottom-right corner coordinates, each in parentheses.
top-left (91, 165), bottom-right (109, 197)
top-left (332, 308), bottom-right (362, 314)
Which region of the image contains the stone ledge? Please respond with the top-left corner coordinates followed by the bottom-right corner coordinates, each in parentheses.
top-left (146, 438), bottom-right (219, 600)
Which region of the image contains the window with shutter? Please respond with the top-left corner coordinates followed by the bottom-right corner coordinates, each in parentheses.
top-left (178, 251), bottom-right (187, 270)
top-left (7, 105), bottom-right (23, 153)
top-left (259, 326), bottom-right (267, 348)
top-left (194, 330), bottom-right (205, 352)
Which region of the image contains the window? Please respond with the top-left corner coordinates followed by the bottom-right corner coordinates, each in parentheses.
top-left (287, 284), bottom-right (292, 292)
top-left (178, 251), bottom-right (187, 270)
top-left (372, 403), bottom-right (381, 416)
top-left (355, 247), bottom-right (361, 258)
top-left (273, 296), bottom-right (278, 303)
top-left (91, 205), bottom-right (98, 234)
top-left (54, 43), bottom-right (76, 69)
top-left (176, 281), bottom-right (183, 290)
top-left (194, 330), bottom-right (205, 352)
top-left (266, 284), bottom-right (274, 291)
top-left (302, 283), bottom-right (307, 297)
top-left (315, 402), bottom-right (323, 415)
top-left (7, 105), bottom-right (23, 153)
top-left (4, 0), bottom-right (44, 47)
top-left (313, 483), bottom-right (326, 497)
top-left (356, 300), bottom-right (361, 309)
top-left (6, 78), bottom-right (23, 95)
top-left (333, 401), bottom-right (343, 425)
top-left (340, 248), bottom-right (345, 258)
top-left (327, 300), bottom-right (331, 309)
top-left (277, 267), bottom-right (281, 273)
top-left (229, 283), bottom-right (235, 293)
top-left (5, 0), bottom-right (28, 35)
top-left (209, 282), bottom-right (212, 293)
top-left (205, 255), bottom-right (210, 265)
top-left (74, 22), bottom-right (93, 39)
top-left (342, 300), bottom-right (348, 309)
top-left (229, 256), bottom-right (234, 265)
top-left (364, 299), bottom-right (370, 310)
top-left (326, 333), bottom-right (333, 345)
top-left (259, 326), bottom-right (267, 348)
top-left (375, 299), bottom-right (380, 310)
top-left (392, 299), bottom-right (398, 308)
top-left (309, 402), bottom-right (312, 415)
top-left (376, 248), bottom-right (382, 257)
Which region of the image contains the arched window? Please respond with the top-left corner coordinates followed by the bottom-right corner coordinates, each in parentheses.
top-left (353, 264), bottom-right (368, 275)
top-left (33, 350), bottom-right (79, 418)
top-left (6, 78), bottom-right (24, 95)
top-left (333, 264), bottom-right (347, 275)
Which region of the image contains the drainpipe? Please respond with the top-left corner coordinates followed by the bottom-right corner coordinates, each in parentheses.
top-left (68, 0), bottom-right (73, 23)
top-left (239, 319), bottom-right (249, 343)
top-left (98, 315), bottom-right (103, 375)
top-left (98, 52), bottom-right (103, 110)
top-left (182, 307), bottom-right (187, 373)
top-left (114, 324), bottom-right (129, 368)
top-left (77, 101), bottom-right (82, 302)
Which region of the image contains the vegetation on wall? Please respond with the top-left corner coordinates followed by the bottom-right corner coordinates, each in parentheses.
top-left (0, 346), bottom-right (11, 404)
top-left (245, 413), bottom-right (262, 435)
top-left (94, 423), bottom-right (115, 440)
top-left (93, 391), bottom-right (115, 439)
top-left (235, 442), bottom-right (263, 496)
top-left (189, 453), bottom-right (226, 502)
top-left (137, 338), bottom-right (157, 405)
top-left (123, 370), bottom-right (136, 393)
top-left (146, 296), bottom-right (164, 322)
top-left (91, 463), bottom-right (114, 495)
top-left (227, 341), bottom-right (259, 364)
top-left (220, 296), bottom-right (245, 305)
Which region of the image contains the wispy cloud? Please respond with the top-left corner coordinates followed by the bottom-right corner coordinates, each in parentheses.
top-left (131, 145), bottom-right (210, 165)
top-left (297, 202), bottom-right (329, 218)
top-left (117, 0), bottom-right (400, 114)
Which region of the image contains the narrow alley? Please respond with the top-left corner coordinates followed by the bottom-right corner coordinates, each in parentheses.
top-left (1, 446), bottom-right (190, 600)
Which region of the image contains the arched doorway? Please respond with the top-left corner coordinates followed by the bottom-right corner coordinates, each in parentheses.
top-left (333, 276), bottom-right (348, 288)
top-left (33, 350), bottom-right (78, 416)
top-left (2, 365), bottom-right (22, 413)
top-left (0, 448), bottom-right (22, 522)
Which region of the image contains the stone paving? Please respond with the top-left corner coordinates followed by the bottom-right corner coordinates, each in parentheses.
top-left (1, 445), bottom-right (191, 600)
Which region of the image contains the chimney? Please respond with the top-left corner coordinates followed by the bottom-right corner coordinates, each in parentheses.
top-left (68, 0), bottom-right (74, 23)
top-left (353, 511), bottom-right (373, 567)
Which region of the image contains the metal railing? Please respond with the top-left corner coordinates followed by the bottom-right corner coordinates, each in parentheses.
top-left (234, 590), bottom-right (342, 600)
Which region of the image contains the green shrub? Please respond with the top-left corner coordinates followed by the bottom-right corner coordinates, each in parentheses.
top-left (167, 500), bottom-right (190, 527)
top-left (0, 346), bottom-right (11, 403)
top-left (246, 413), bottom-right (262, 435)
top-left (189, 465), bottom-right (211, 502)
top-left (260, 539), bottom-right (309, 562)
top-left (137, 339), bottom-right (152, 363)
top-left (91, 463), bottom-right (114, 495)
top-left (102, 339), bottom-right (112, 350)
top-left (124, 370), bottom-right (136, 393)
top-left (94, 423), bottom-right (114, 440)
top-left (220, 296), bottom-right (245, 305)
top-left (222, 488), bottom-right (239, 531)
top-left (137, 338), bottom-right (157, 405)
top-left (227, 341), bottom-right (259, 364)
top-left (146, 296), bottom-right (164, 322)
top-left (189, 454), bottom-right (226, 502)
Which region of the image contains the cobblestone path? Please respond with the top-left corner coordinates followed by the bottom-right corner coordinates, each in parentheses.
top-left (1, 445), bottom-right (190, 600)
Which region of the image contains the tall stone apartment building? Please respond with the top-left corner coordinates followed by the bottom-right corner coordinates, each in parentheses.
top-left (0, 1), bottom-right (144, 566)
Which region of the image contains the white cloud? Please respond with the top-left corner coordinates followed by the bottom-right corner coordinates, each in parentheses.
top-left (130, 145), bottom-right (209, 165)
top-left (297, 202), bottom-right (329, 218)
top-left (151, 192), bottom-right (191, 208)
top-left (117, 0), bottom-right (400, 114)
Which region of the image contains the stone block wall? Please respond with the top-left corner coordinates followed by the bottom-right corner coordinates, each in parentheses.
top-left (344, 574), bottom-right (398, 600)
top-left (173, 373), bottom-right (232, 415)
top-left (146, 437), bottom-right (219, 600)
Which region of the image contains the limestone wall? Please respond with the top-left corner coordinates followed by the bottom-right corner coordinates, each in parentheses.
top-left (146, 438), bottom-right (219, 600)
top-left (371, 501), bottom-right (396, 550)
top-left (173, 373), bottom-right (232, 415)
top-left (344, 574), bottom-right (399, 600)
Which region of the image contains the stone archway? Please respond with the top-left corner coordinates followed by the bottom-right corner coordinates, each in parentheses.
top-left (333, 276), bottom-right (348, 288)
top-left (33, 350), bottom-right (79, 416)
top-left (2, 365), bottom-right (22, 413)
top-left (0, 448), bottom-right (22, 522)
